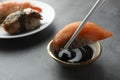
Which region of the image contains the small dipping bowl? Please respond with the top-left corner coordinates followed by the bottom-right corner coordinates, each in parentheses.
top-left (47, 40), bottom-right (102, 67)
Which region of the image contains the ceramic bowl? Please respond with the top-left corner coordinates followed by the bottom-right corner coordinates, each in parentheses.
top-left (47, 40), bottom-right (102, 67)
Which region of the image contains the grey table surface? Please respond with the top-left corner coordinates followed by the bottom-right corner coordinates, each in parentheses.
top-left (0, 0), bottom-right (120, 80)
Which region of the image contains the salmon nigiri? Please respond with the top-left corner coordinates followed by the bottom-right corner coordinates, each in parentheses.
top-left (53, 21), bottom-right (112, 52)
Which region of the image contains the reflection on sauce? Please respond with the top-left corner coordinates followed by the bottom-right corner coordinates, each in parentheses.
top-left (56, 46), bottom-right (93, 63)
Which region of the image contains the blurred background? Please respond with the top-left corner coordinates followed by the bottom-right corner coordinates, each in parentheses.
top-left (0, 0), bottom-right (120, 80)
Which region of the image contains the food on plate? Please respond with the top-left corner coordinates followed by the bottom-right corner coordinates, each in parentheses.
top-left (1, 8), bottom-right (42, 35)
top-left (52, 21), bottom-right (112, 63)
top-left (0, 1), bottom-right (43, 35)
top-left (0, 1), bottom-right (42, 24)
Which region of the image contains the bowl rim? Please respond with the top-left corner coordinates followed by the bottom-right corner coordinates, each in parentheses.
top-left (47, 40), bottom-right (102, 66)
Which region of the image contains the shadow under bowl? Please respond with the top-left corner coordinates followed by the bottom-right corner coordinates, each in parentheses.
top-left (47, 40), bottom-right (102, 67)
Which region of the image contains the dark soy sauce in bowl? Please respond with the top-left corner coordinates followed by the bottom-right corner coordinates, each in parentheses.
top-left (47, 40), bottom-right (102, 67)
top-left (57, 45), bottom-right (93, 63)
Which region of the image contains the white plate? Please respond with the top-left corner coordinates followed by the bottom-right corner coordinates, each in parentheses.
top-left (0, 0), bottom-right (55, 39)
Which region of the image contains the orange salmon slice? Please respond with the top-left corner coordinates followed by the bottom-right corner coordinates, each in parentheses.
top-left (53, 21), bottom-right (112, 52)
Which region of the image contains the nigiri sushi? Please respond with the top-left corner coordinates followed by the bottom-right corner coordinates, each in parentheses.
top-left (1, 8), bottom-right (42, 35)
top-left (53, 21), bottom-right (112, 52)
top-left (0, 1), bottom-right (42, 23)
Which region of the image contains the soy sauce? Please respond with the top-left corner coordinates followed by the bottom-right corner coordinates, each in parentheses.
top-left (57, 45), bottom-right (93, 63)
